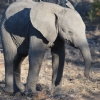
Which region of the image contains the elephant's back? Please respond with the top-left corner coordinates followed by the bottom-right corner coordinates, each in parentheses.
top-left (5, 1), bottom-right (37, 19)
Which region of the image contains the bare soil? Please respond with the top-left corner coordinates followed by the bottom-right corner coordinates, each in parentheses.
top-left (0, 25), bottom-right (100, 100)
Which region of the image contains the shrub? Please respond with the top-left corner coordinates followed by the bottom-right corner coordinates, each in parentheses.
top-left (88, 0), bottom-right (100, 21)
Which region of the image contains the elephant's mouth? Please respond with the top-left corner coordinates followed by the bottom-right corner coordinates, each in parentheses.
top-left (65, 40), bottom-right (78, 49)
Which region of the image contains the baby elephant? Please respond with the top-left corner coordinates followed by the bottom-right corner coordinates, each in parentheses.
top-left (1, 1), bottom-right (91, 95)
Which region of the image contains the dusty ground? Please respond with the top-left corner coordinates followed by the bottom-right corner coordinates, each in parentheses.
top-left (0, 23), bottom-right (100, 100)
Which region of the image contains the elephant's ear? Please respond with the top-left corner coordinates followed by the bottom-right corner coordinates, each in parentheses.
top-left (30, 7), bottom-right (58, 42)
top-left (66, 1), bottom-right (75, 10)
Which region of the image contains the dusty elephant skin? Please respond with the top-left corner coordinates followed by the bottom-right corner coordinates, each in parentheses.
top-left (0, 1), bottom-right (91, 95)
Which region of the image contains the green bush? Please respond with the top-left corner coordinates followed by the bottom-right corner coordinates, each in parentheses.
top-left (88, 1), bottom-right (100, 21)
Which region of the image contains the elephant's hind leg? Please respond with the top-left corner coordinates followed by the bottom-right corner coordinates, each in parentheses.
top-left (14, 54), bottom-right (27, 93)
top-left (4, 52), bottom-right (17, 94)
top-left (1, 29), bottom-right (17, 93)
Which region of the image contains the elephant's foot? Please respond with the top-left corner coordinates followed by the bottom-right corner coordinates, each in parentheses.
top-left (22, 84), bottom-right (37, 97)
top-left (84, 69), bottom-right (90, 79)
top-left (3, 86), bottom-right (14, 94)
top-left (16, 82), bottom-right (25, 92)
top-left (3, 83), bottom-right (25, 94)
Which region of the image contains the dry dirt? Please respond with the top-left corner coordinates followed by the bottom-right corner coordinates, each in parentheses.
top-left (0, 27), bottom-right (100, 100)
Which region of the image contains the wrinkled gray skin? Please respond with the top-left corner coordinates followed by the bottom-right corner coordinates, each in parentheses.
top-left (1, 1), bottom-right (91, 94)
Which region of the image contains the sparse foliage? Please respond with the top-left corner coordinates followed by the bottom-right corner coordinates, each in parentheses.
top-left (88, 0), bottom-right (100, 21)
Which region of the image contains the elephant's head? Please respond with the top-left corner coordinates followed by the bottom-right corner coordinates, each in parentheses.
top-left (30, 2), bottom-right (91, 78)
top-left (56, 9), bottom-right (91, 79)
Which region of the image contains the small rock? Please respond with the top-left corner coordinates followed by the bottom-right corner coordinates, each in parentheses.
top-left (33, 91), bottom-right (47, 100)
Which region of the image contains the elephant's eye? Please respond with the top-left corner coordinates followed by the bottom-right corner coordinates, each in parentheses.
top-left (68, 31), bottom-right (73, 35)
top-left (66, 39), bottom-right (74, 47)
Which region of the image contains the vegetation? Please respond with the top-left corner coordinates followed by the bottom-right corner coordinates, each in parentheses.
top-left (88, 0), bottom-right (100, 21)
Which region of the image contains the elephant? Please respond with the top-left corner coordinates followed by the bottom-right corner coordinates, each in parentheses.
top-left (1, 1), bottom-right (91, 95)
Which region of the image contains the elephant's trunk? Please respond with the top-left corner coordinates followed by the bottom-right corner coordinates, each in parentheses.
top-left (78, 39), bottom-right (91, 79)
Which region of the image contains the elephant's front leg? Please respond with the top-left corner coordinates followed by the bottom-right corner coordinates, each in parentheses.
top-left (51, 37), bottom-right (65, 94)
top-left (26, 35), bottom-right (47, 94)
